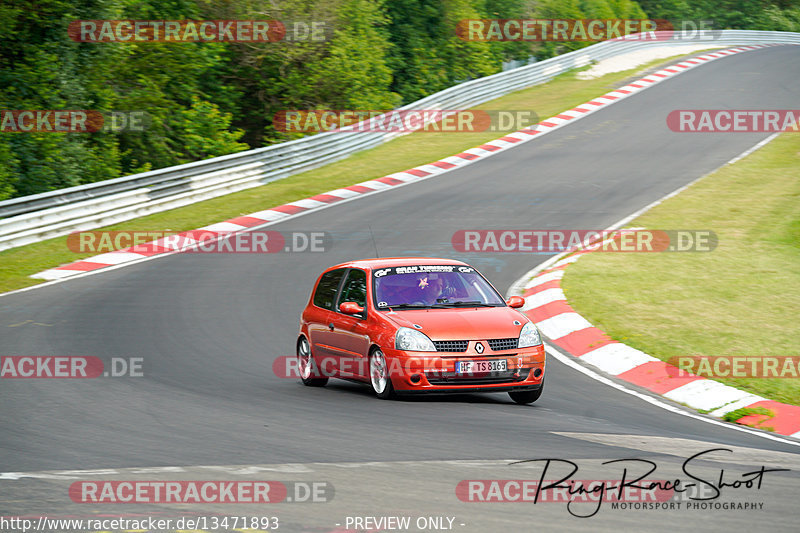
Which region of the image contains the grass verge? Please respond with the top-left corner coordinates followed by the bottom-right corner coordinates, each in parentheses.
top-left (0, 50), bottom-right (720, 294)
top-left (563, 133), bottom-right (800, 405)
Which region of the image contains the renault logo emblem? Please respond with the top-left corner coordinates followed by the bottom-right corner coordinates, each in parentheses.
top-left (475, 342), bottom-right (484, 354)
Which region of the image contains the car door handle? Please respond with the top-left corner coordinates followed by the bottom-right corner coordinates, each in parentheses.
top-left (328, 322), bottom-right (335, 331)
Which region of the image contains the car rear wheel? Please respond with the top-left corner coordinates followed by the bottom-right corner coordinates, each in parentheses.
top-left (508, 381), bottom-right (544, 405)
top-left (369, 348), bottom-right (395, 399)
top-left (298, 337), bottom-right (328, 387)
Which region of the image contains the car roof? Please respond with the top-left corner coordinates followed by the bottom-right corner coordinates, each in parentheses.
top-left (325, 257), bottom-right (470, 271)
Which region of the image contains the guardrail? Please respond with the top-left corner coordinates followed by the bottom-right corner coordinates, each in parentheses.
top-left (2, 30), bottom-right (798, 251)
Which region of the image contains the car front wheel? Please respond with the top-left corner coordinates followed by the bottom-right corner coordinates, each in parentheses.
top-left (369, 348), bottom-right (395, 399)
top-left (297, 337), bottom-right (328, 387)
top-left (508, 380), bottom-right (543, 405)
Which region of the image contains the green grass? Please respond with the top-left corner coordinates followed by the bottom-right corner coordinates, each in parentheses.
top-left (722, 407), bottom-right (774, 427)
top-left (0, 50), bottom-right (720, 294)
top-left (563, 133), bottom-right (800, 406)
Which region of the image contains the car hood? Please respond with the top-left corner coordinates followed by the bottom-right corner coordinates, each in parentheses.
top-left (383, 306), bottom-right (527, 340)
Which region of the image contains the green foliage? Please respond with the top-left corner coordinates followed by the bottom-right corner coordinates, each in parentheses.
top-left (722, 406), bottom-right (774, 424)
top-left (384, 0), bottom-right (496, 102)
top-left (580, 0), bottom-right (617, 18)
top-left (0, 136), bottom-right (18, 200)
top-left (200, 0), bottom-right (400, 145)
top-left (0, 0), bottom-right (232, 193)
top-left (482, 0), bottom-right (539, 63)
top-left (0, 0), bottom-right (123, 194)
top-left (307, 0), bottom-right (398, 109)
top-left (532, 0), bottom-right (648, 58)
top-left (761, 4), bottom-right (800, 31)
top-left (168, 96), bottom-right (249, 163)
top-left (634, 0), bottom-right (695, 20)
top-left (608, 0), bottom-right (648, 18)
top-left (637, 0), bottom-right (800, 31)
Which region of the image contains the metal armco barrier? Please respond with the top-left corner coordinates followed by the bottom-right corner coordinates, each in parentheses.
top-left (1, 30), bottom-right (798, 251)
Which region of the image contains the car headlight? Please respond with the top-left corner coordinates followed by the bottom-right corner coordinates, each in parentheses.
top-left (518, 321), bottom-right (542, 348)
top-left (395, 327), bottom-right (436, 351)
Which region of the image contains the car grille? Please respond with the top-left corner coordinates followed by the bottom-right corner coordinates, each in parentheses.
top-left (487, 338), bottom-right (518, 351)
top-left (433, 340), bottom-right (469, 352)
top-left (426, 369), bottom-right (530, 386)
top-left (433, 339), bottom-right (519, 352)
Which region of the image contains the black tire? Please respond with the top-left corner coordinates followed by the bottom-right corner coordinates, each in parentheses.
top-left (509, 381), bottom-right (544, 405)
top-left (369, 348), bottom-right (395, 399)
top-left (297, 337), bottom-right (328, 387)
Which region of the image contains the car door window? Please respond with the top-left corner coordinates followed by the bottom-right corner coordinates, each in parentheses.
top-left (338, 269), bottom-right (367, 316)
top-left (313, 268), bottom-right (346, 310)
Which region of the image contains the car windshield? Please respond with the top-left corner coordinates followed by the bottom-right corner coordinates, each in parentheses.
top-left (372, 265), bottom-right (505, 309)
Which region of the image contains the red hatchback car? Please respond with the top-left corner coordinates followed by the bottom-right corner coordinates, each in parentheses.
top-left (296, 258), bottom-right (545, 404)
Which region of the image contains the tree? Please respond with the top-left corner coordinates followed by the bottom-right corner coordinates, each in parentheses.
top-left (168, 96), bottom-right (249, 163)
top-left (0, 137), bottom-right (18, 200)
top-left (385, 0), bottom-right (497, 103)
top-left (0, 0), bottom-right (123, 194)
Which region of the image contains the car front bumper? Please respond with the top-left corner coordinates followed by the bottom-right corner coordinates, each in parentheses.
top-left (383, 344), bottom-right (546, 393)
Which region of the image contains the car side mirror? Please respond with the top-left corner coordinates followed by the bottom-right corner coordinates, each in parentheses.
top-left (506, 296), bottom-right (525, 309)
top-left (339, 301), bottom-right (365, 315)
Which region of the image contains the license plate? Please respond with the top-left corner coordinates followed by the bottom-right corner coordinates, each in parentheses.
top-left (455, 360), bottom-right (507, 373)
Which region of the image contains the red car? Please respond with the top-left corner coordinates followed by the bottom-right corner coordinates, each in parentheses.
top-left (296, 258), bottom-right (545, 404)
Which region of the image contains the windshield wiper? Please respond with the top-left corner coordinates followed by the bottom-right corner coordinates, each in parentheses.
top-left (387, 302), bottom-right (500, 310)
top-left (438, 301), bottom-right (501, 307)
top-left (388, 303), bottom-right (456, 310)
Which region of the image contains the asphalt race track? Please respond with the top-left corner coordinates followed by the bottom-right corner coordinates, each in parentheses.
top-left (1, 46), bottom-right (799, 532)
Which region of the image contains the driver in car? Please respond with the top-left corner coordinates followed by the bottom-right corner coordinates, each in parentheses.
top-left (415, 274), bottom-right (454, 304)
